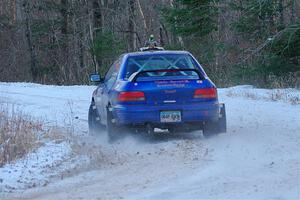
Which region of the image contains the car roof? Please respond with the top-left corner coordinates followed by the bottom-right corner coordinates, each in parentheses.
top-left (124, 50), bottom-right (190, 57)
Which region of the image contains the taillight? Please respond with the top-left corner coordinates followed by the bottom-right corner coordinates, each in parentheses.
top-left (118, 91), bottom-right (146, 102)
top-left (194, 88), bottom-right (217, 99)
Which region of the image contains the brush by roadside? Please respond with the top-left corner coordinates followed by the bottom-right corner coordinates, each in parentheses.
top-left (0, 104), bottom-right (43, 167)
top-left (0, 103), bottom-right (104, 193)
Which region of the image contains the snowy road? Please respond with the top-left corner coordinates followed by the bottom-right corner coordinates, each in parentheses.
top-left (0, 83), bottom-right (300, 200)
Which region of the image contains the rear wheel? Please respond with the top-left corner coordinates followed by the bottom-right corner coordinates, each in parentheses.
top-left (203, 104), bottom-right (227, 138)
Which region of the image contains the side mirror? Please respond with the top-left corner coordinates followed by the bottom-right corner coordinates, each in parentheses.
top-left (89, 74), bottom-right (103, 84)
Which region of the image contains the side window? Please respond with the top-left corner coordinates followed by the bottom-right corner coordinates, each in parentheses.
top-left (104, 57), bottom-right (122, 89)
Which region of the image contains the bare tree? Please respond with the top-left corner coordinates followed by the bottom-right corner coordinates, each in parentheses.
top-left (128, 0), bottom-right (136, 51)
top-left (23, 0), bottom-right (38, 82)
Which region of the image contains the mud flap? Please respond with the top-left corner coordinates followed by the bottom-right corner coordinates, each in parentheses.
top-left (203, 103), bottom-right (227, 138)
top-left (88, 103), bottom-right (103, 135)
top-left (107, 107), bottom-right (120, 143)
top-left (218, 103), bottom-right (227, 133)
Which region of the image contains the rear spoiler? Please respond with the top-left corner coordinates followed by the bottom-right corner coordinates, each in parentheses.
top-left (129, 69), bottom-right (205, 82)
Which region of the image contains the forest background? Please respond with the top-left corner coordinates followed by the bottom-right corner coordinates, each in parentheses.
top-left (0, 0), bottom-right (299, 87)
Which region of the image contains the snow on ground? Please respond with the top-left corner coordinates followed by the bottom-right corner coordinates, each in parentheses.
top-left (0, 82), bottom-right (300, 200)
top-left (0, 141), bottom-right (89, 193)
top-left (0, 82), bottom-right (95, 134)
top-left (225, 85), bottom-right (300, 104)
top-left (0, 83), bottom-right (94, 193)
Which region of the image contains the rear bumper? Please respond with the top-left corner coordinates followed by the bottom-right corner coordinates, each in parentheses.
top-left (112, 102), bottom-right (220, 126)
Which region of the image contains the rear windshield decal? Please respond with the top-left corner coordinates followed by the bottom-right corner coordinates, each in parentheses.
top-left (155, 80), bottom-right (189, 88)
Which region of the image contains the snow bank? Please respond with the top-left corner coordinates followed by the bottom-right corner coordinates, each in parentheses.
top-left (224, 85), bottom-right (300, 104)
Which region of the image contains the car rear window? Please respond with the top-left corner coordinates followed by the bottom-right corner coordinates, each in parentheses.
top-left (123, 54), bottom-right (202, 80)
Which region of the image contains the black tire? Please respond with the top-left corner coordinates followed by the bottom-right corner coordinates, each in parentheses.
top-left (88, 102), bottom-right (104, 135)
top-left (203, 104), bottom-right (227, 138)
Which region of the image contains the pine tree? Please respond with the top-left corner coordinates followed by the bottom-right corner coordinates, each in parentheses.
top-left (163, 0), bottom-right (219, 38)
top-left (231, 0), bottom-right (300, 85)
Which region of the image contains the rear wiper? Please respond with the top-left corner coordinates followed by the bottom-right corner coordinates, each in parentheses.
top-left (129, 68), bottom-right (205, 82)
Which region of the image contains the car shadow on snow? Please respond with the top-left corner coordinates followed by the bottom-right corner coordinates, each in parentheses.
top-left (128, 130), bottom-right (204, 144)
top-left (89, 128), bottom-right (205, 144)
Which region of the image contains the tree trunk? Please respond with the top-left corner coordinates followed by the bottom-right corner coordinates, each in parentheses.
top-left (93, 0), bottom-right (105, 68)
top-left (128, 0), bottom-right (136, 51)
top-left (93, 0), bottom-right (104, 35)
top-left (278, 0), bottom-right (284, 28)
top-left (60, 0), bottom-right (69, 83)
top-left (85, 0), bottom-right (99, 73)
top-left (136, 0), bottom-right (148, 40)
top-left (23, 1), bottom-right (37, 82)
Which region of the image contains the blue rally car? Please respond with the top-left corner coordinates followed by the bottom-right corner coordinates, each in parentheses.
top-left (88, 47), bottom-right (226, 140)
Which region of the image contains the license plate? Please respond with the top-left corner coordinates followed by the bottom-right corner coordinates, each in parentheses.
top-left (160, 111), bottom-right (181, 123)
